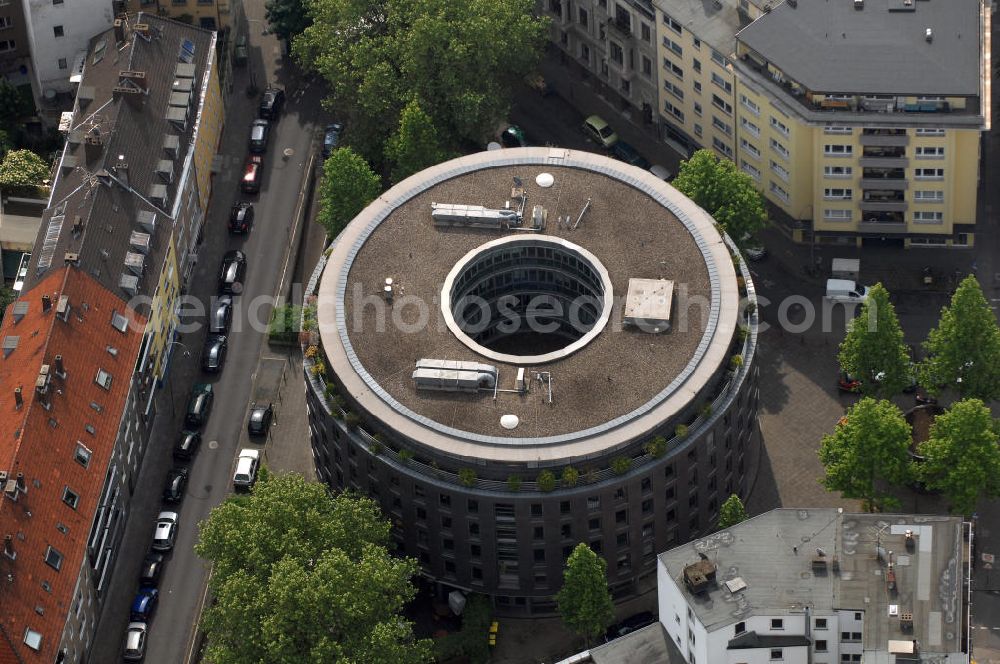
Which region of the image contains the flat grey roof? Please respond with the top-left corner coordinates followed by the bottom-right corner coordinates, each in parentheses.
top-left (586, 623), bottom-right (683, 664)
top-left (659, 0), bottom-right (749, 57)
top-left (658, 509), bottom-right (967, 656)
top-left (736, 0), bottom-right (982, 96)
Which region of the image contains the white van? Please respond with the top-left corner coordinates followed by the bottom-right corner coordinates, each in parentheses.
top-left (825, 278), bottom-right (869, 303)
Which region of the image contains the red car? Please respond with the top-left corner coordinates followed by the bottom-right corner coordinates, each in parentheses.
top-left (837, 371), bottom-right (861, 393)
top-left (241, 154), bottom-right (263, 194)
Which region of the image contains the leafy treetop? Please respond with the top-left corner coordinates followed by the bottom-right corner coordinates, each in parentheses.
top-left (556, 542), bottom-right (614, 644)
top-left (315, 147), bottom-right (382, 239)
top-left (838, 283), bottom-right (911, 399)
top-left (717, 493), bottom-right (749, 529)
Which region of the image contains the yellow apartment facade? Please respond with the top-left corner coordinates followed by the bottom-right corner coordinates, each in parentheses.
top-left (543, 0), bottom-right (989, 248)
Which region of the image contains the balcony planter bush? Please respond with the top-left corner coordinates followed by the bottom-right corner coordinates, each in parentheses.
top-left (344, 411), bottom-right (361, 428)
top-left (398, 449), bottom-right (413, 464)
top-left (730, 354), bottom-right (744, 371)
top-left (611, 456), bottom-right (632, 475)
top-left (561, 466), bottom-right (580, 488)
top-left (675, 424), bottom-right (689, 439)
top-left (644, 436), bottom-right (667, 458)
top-left (507, 475), bottom-right (522, 492)
top-left (537, 470), bottom-right (556, 492)
top-left (458, 468), bottom-right (477, 487)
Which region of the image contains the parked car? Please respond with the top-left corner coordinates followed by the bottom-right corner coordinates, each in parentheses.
top-left (743, 239), bottom-right (767, 262)
top-left (233, 449), bottom-right (261, 490)
top-left (500, 125), bottom-right (528, 148)
top-left (240, 154), bottom-right (263, 194)
top-left (184, 383), bottom-right (214, 428)
top-left (605, 611), bottom-right (657, 642)
top-left (208, 295), bottom-right (233, 335)
top-left (139, 552), bottom-right (164, 587)
top-left (218, 250), bottom-right (247, 295)
top-left (173, 430), bottom-right (202, 461)
top-left (123, 622), bottom-right (148, 661)
top-left (228, 202), bottom-right (254, 234)
top-left (582, 115), bottom-right (619, 148)
top-left (837, 371), bottom-right (861, 393)
top-left (130, 587), bottom-right (159, 622)
top-left (247, 402), bottom-right (274, 437)
top-left (151, 512), bottom-right (178, 551)
top-left (610, 140), bottom-right (651, 169)
top-left (162, 467), bottom-right (189, 503)
top-left (648, 164), bottom-right (672, 181)
top-left (322, 122), bottom-right (344, 159)
top-left (248, 119), bottom-right (270, 153)
top-left (825, 278), bottom-right (870, 303)
top-left (201, 334), bottom-right (228, 373)
top-left (258, 87), bottom-right (285, 120)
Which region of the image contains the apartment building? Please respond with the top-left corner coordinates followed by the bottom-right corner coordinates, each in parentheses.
top-left (0, 17), bottom-right (223, 660)
top-left (543, 0), bottom-right (989, 248)
top-left (658, 509), bottom-right (970, 664)
top-left (0, 0), bottom-right (35, 103)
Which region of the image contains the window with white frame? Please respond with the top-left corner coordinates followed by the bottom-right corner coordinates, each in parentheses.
top-left (712, 137), bottom-right (733, 157)
top-left (663, 14), bottom-right (682, 34)
top-left (824, 126), bottom-right (853, 135)
top-left (693, 58), bottom-right (701, 73)
top-left (771, 160), bottom-right (790, 181)
top-left (741, 160), bottom-right (761, 179)
top-left (740, 138), bottom-right (761, 159)
top-left (769, 181), bottom-right (789, 203)
top-left (915, 168), bottom-right (944, 179)
top-left (711, 72), bottom-right (732, 93)
top-left (693, 81), bottom-right (702, 94)
top-left (693, 37), bottom-right (701, 48)
top-left (913, 211), bottom-right (944, 223)
top-left (662, 35), bottom-right (682, 56)
top-left (711, 49), bottom-right (726, 67)
top-left (824, 144), bottom-right (852, 156)
top-left (663, 57), bottom-right (683, 78)
top-left (740, 94), bottom-right (760, 115)
top-left (694, 123), bottom-right (702, 137)
top-left (712, 116), bottom-right (732, 135)
top-left (664, 80), bottom-right (683, 100)
top-left (824, 165), bottom-right (853, 178)
top-left (824, 188), bottom-right (853, 200)
top-left (741, 117), bottom-right (760, 137)
top-left (914, 190), bottom-right (944, 202)
top-left (712, 94), bottom-right (732, 114)
top-left (770, 138), bottom-right (789, 159)
top-left (770, 116), bottom-right (790, 136)
top-left (694, 102), bottom-right (702, 116)
top-left (910, 237), bottom-right (948, 246)
top-left (664, 101), bottom-right (684, 122)
top-left (824, 209), bottom-right (853, 221)
top-left (916, 146), bottom-right (944, 158)
top-left (915, 128), bottom-right (945, 136)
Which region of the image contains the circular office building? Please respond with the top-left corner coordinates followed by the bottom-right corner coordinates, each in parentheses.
top-left (304, 148), bottom-right (760, 614)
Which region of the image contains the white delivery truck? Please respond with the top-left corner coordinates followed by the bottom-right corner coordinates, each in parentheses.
top-left (825, 278), bottom-right (870, 303)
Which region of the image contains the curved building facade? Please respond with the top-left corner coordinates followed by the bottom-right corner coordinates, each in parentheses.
top-left (303, 148), bottom-right (761, 614)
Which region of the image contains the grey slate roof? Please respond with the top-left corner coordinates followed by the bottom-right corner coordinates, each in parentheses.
top-left (657, 0), bottom-right (750, 57)
top-left (658, 509), bottom-right (967, 657)
top-left (23, 14), bottom-right (216, 304)
top-left (736, 0), bottom-right (982, 96)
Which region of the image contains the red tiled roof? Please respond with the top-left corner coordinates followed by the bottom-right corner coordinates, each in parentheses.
top-left (0, 267), bottom-right (146, 661)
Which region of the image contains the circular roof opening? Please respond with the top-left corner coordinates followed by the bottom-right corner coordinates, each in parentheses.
top-left (536, 172), bottom-right (555, 188)
top-left (441, 235), bottom-right (614, 365)
top-left (500, 414), bottom-right (519, 429)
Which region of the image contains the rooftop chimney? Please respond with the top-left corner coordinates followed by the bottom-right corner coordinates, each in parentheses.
top-left (41, 295), bottom-right (51, 312)
top-left (3, 534), bottom-right (13, 558)
top-left (114, 155), bottom-right (129, 189)
top-left (54, 355), bottom-right (65, 378)
top-left (13, 387), bottom-right (22, 410)
top-left (925, 28), bottom-right (933, 42)
top-left (113, 18), bottom-right (125, 45)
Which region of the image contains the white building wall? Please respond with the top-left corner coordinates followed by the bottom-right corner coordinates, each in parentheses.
top-left (837, 609), bottom-right (865, 661)
top-left (23, 0), bottom-right (114, 95)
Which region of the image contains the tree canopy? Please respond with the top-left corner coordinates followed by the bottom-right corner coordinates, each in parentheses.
top-left (293, 0), bottom-right (549, 164)
top-left (195, 473), bottom-right (431, 664)
top-left (717, 494), bottom-right (749, 529)
top-left (921, 275), bottom-right (1000, 401)
top-left (265, 0), bottom-right (311, 44)
top-left (316, 147), bottom-right (382, 239)
top-left (556, 543), bottom-right (614, 644)
top-left (671, 149), bottom-right (768, 247)
top-left (818, 397), bottom-right (912, 511)
top-left (838, 283), bottom-right (911, 398)
top-left (0, 149), bottom-right (49, 187)
top-left (386, 98), bottom-right (453, 184)
top-left (917, 399), bottom-right (1000, 515)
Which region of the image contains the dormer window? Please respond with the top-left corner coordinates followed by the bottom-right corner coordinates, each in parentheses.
top-left (95, 369), bottom-right (112, 390)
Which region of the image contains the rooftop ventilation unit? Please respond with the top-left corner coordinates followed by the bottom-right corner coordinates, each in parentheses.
top-left (136, 210), bottom-right (156, 233)
top-left (148, 184), bottom-right (169, 209)
top-left (162, 134), bottom-right (180, 159)
top-left (58, 112), bottom-right (74, 133)
top-left (124, 252), bottom-right (145, 275)
top-left (129, 230), bottom-right (151, 254)
top-left (119, 273), bottom-right (139, 296)
top-left (171, 77), bottom-right (194, 94)
top-left (155, 159), bottom-right (174, 183)
top-left (724, 577), bottom-right (748, 594)
top-left (173, 62), bottom-right (196, 79)
top-left (166, 105), bottom-right (188, 132)
top-left (60, 155), bottom-right (78, 174)
top-left (430, 202), bottom-right (520, 229)
top-left (925, 28), bottom-right (932, 41)
top-left (683, 559), bottom-right (717, 594)
top-left (412, 359), bottom-right (498, 392)
top-left (169, 90), bottom-right (191, 110)
top-left (854, 0), bottom-right (863, 8)
top-left (623, 278), bottom-right (674, 332)
top-left (35, 364), bottom-right (51, 394)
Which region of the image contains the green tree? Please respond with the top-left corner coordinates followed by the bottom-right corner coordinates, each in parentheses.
top-left (818, 397), bottom-right (912, 511)
top-left (0, 80), bottom-right (30, 127)
top-left (316, 147), bottom-right (381, 239)
top-left (556, 543), bottom-right (614, 645)
top-left (717, 494), bottom-right (748, 529)
top-left (917, 398), bottom-right (1000, 515)
top-left (265, 0), bottom-right (311, 45)
top-left (0, 149), bottom-right (49, 187)
top-left (0, 286), bottom-right (15, 322)
top-left (921, 275), bottom-right (1000, 400)
top-left (196, 474), bottom-right (431, 664)
top-left (671, 149), bottom-right (767, 246)
top-left (838, 283), bottom-right (911, 398)
top-left (294, 0), bottom-right (549, 163)
top-left (386, 98), bottom-right (453, 184)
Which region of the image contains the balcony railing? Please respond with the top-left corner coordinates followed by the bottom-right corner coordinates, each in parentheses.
top-left (859, 156), bottom-right (909, 168)
top-left (860, 178), bottom-right (907, 190)
top-left (859, 134), bottom-right (909, 147)
top-left (860, 200), bottom-right (908, 212)
top-left (858, 221), bottom-right (907, 233)
top-left (607, 17), bottom-right (632, 38)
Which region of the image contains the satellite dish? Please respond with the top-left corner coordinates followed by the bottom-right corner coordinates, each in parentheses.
top-left (487, 141), bottom-right (502, 151)
top-left (536, 172), bottom-right (554, 188)
top-left (500, 414), bottom-right (519, 429)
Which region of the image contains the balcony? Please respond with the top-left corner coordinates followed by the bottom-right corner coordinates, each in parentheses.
top-left (859, 221), bottom-right (907, 233)
top-left (860, 200), bottom-right (908, 212)
top-left (607, 17), bottom-right (632, 39)
top-left (859, 146), bottom-right (908, 168)
top-left (860, 129), bottom-right (909, 147)
top-left (860, 178), bottom-right (907, 190)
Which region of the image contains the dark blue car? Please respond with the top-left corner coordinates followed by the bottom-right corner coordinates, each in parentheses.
top-left (130, 587), bottom-right (159, 622)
